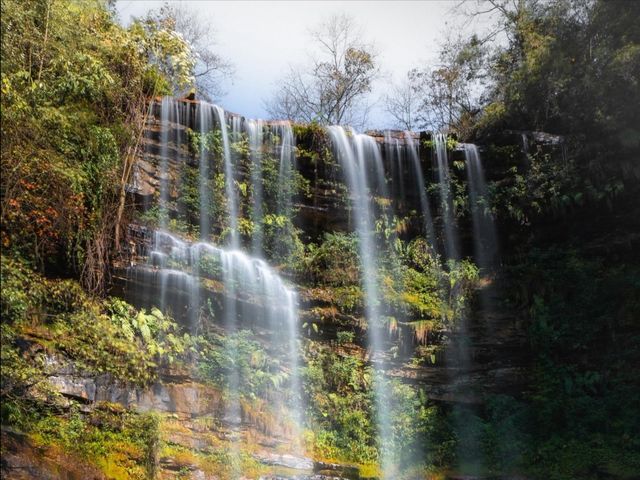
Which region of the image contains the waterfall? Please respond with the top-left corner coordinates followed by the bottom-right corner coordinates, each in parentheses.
top-left (405, 132), bottom-right (436, 248)
top-left (159, 97), bottom-right (183, 229)
top-left (133, 98), bottom-right (304, 465)
top-left (147, 230), bottom-right (198, 329)
top-left (434, 133), bottom-right (458, 260)
top-left (158, 97), bottom-right (170, 230)
top-left (384, 131), bottom-right (404, 206)
top-left (198, 103), bottom-right (213, 240)
top-left (147, 232), bottom-right (303, 433)
top-left (213, 105), bottom-right (239, 249)
top-left (157, 98), bottom-right (187, 313)
top-left (430, 138), bottom-right (483, 473)
top-left (136, 97), bottom-right (501, 476)
top-left (521, 132), bottom-right (529, 156)
top-left (327, 126), bottom-right (394, 477)
top-left (275, 121), bottom-right (296, 220)
top-left (246, 119), bottom-right (265, 256)
top-left (464, 144), bottom-right (498, 270)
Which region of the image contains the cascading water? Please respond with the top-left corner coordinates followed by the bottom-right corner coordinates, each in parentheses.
top-left (134, 97), bottom-right (501, 477)
top-left (434, 133), bottom-right (458, 260)
top-left (198, 102), bottom-right (214, 240)
top-left (431, 137), bottom-right (483, 472)
top-left (246, 119), bottom-right (265, 256)
top-left (384, 131), bottom-right (405, 206)
top-left (275, 121), bottom-right (296, 219)
top-left (159, 97), bottom-right (181, 229)
top-left (464, 144), bottom-right (498, 270)
top-left (521, 132), bottom-right (529, 156)
top-left (129, 229), bottom-right (199, 331)
top-left (132, 99), bottom-right (304, 472)
top-left (327, 126), bottom-right (395, 477)
top-left (405, 131), bottom-right (436, 247)
top-left (157, 98), bottom-right (187, 312)
top-left (213, 105), bottom-right (239, 249)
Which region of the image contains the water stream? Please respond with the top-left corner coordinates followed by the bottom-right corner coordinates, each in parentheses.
top-left (464, 143), bottom-right (498, 270)
top-left (213, 105), bottom-right (239, 249)
top-left (246, 119), bottom-right (265, 256)
top-left (327, 126), bottom-right (395, 477)
top-left (405, 131), bottom-right (436, 249)
top-left (434, 133), bottom-right (458, 260)
top-left (137, 99), bottom-right (304, 472)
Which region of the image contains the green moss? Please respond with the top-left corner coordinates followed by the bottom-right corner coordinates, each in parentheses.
top-left (157, 416), bottom-right (267, 480)
top-left (9, 402), bottom-right (160, 480)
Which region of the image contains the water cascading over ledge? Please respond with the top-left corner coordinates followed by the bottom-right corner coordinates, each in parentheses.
top-left (327, 126), bottom-right (397, 476)
top-left (119, 95), bottom-right (530, 477)
top-left (127, 98), bottom-right (305, 457)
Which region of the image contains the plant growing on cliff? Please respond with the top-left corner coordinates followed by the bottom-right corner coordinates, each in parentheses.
top-left (197, 330), bottom-right (288, 401)
top-left (303, 345), bottom-right (377, 463)
top-left (26, 403), bottom-right (160, 480)
top-left (0, 255), bottom-right (191, 389)
top-left (302, 232), bottom-right (361, 286)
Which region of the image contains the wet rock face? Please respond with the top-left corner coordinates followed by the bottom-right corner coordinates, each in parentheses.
top-left (158, 459), bottom-right (213, 480)
top-left (313, 462), bottom-right (362, 479)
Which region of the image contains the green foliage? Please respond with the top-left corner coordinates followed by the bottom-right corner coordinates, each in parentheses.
top-left (393, 238), bottom-right (444, 321)
top-left (375, 238), bottom-right (479, 342)
top-left (422, 134), bottom-right (458, 151)
top-left (473, 0), bottom-right (640, 219)
top-left (106, 299), bottom-right (193, 364)
top-left (482, 395), bottom-right (531, 472)
top-left (19, 402), bottom-right (159, 480)
top-left (1, 254), bottom-right (191, 389)
top-left (0, 253), bottom-right (192, 477)
top-left (260, 213), bottom-right (304, 266)
top-left (303, 345), bottom-right (377, 463)
top-left (302, 343), bottom-right (456, 474)
top-left (130, 14), bottom-right (196, 93)
top-left (336, 330), bottom-right (355, 345)
top-left (490, 146), bottom-right (581, 225)
top-left (1, 0), bottom-right (197, 280)
top-left (302, 232), bottom-right (360, 286)
top-left (0, 324), bottom-right (50, 402)
top-left (197, 330), bottom-right (288, 401)
top-left (443, 258), bottom-right (479, 325)
top-left (496, 247), bottom-right (640, 478)
top-left (196, 250), bottom-right (223, 278)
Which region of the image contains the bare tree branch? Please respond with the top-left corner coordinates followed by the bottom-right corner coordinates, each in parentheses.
top-left (265, 13), bottom-right (379, 129)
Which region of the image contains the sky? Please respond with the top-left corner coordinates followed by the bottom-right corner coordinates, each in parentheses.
top-left (116, 1), bottom-right (479, 130)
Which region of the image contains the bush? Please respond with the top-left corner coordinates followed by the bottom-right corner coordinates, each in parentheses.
top-left (336, 330), bottom-right (355, 345)
top-left (0, 254), bottom-right (191, 388)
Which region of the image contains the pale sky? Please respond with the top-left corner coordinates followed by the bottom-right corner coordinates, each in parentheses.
top-left (116, 1), bottom-right (481, 130)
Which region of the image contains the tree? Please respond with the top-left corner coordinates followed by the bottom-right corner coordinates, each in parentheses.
top-left (0, 0), bottom-right (198, 291)
top-left (140, 3), bottom-right (233, 100)
top-left (383, 70), bottom-right (422, 131)
top-left (265, 14), bottom-right (379, 129)
top-left (382, 31), bottom-right (487, 135)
